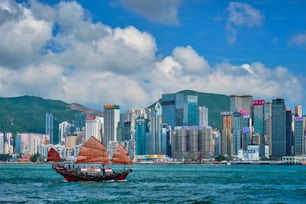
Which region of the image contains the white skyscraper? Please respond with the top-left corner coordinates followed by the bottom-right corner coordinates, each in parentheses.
top-left (85, 116), bottom-right (104, 142)
top-left (103, 105), bottom-right (120, 145)
top-left (29, 135), bottom-right (40, 155)
top-left (59, 121), bottom-right (72, 143)
top-left (198, 106), bottom-right (209, 127)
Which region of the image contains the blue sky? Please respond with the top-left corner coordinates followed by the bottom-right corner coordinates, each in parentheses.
top-left (1, 0), bottom-right (305, 114)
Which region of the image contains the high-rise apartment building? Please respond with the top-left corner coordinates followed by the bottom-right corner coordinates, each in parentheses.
top-left (221, 112), bottom-right (233, 157)
top-left (59, 121), bottom-right (72, 144)
top-left (198, 127), bottom-right (214, 159)
top-left (0, 132), bottom-right (12, 154)
top-left (221, 112), bottom-right (233, 129)
top-left (221, 128), bottom-right (232, 157)
top-left (0, 133), bottom-right (4, 154)
top-left (172, 126), bottom-right (187, 160)
top-left (172, 126), bottom-right (213, 160)
top-left (271, 98), bottom-right (287, 157)
top-left (103, 104), bottom-right (120, 146)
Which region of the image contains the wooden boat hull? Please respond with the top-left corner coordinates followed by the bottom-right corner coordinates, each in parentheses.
top-left (53, 166), bottom-right (132, 182)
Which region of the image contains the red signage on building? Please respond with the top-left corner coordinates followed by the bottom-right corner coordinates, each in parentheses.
top-left (252, 99), bottom-right (265, 106)
top-left (240, 110), bottom-right (248, 115)
top-left (86, 116), bottom-right (96, 120)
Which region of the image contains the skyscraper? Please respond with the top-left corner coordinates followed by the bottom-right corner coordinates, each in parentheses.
top-left (198, 106), bottom-right (209, 127)
top-left (150, 101), bottom-right (163, 154)
top-left (59, 121), bottom-right (72, 144)
top-left (271, 98), bottom-right (286, 157)
top-left (286, 110), bottom-right (293, 156)
top-left (15, 135), bottom-right (21, 155)
top-left (264, 101), bottom-right (272, 155)
top-left (135, 116), bottom-right (149, 155)
top-left (184, 95), bottom-right (198, 125)
top-left (198, 127), bottom-right (214, 159)
top-left (232, 112), bottom-right (242, 155)
top-left (230, 95), bottom-right (253, 114)
top-left (162, 93), bottom-right (181, 128)
top-left (85, 116), bottom-right (103, 142)
top-left (241, 114), bottom-right (252, 151)
top-left (162, 92), bottom-right (199, 128)
top-left (221, 112), bottom-right (233, 157)
top-left (252, 99), bottom-right (265, 157)
top-left (45, 113), bottom-right (55, 144)
top-left (161, 123), bottom-right (171, 156)
top-left (294, 116), bottom-right (305, 155)
top-left (103, 104), bottom-right (120, 146)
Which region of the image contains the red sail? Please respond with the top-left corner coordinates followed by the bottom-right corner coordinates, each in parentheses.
top-left (112, 144), bottom-right (133, 164)
top-left (75, 136), bottom-right (110, 164)
top-left (47, 147), bottom-right (61, 162)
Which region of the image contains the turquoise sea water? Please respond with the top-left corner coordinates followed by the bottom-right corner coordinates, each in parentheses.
top-left (0, 163), bottom-right (306, 203)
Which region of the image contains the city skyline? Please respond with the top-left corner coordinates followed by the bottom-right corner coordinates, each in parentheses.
top-left (0, 0), bottom-right (305, 114)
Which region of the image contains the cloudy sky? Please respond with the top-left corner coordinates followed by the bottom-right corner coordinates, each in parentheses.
top-left (1, 0), bottom-right (305, 113)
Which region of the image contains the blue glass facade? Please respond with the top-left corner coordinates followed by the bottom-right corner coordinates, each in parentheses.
top-left (135, 116), bottom-right (149, 155)
top-left (162, 93), bottom-right (176, 128)
top-left (15, 135), bottom-right (21, 155)
top-left (271, 98), bottom-right (286, 157)
top-left (232, 112), bottom-right (242, 155)
top-left (162, 93), bottom-right (199, 128)
top-left (294, 117), bottom-right (305, 155)
top-left (46, 112), bottom-right (55, 144)
top-left (185, 95), bottom-right (198, 125)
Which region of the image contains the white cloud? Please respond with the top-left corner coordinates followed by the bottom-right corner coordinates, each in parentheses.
top-left (122, 0), bottom-right (181, 25)
top-left (0, 4), bottom-right (52, 67)
top-left (172, 46), bottom-right (211, 75)
top-left (0, 1), bottom-right (303, 112)
top-left (0, 0), bottom-right (22, 24)
top-left (226, 2), bottom-right (264, 44)
top-left (289, 32), bottom-right (306, 47)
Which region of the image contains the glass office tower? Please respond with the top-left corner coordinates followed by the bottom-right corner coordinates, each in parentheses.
top-left (271, 98), bottom-right (286, 157)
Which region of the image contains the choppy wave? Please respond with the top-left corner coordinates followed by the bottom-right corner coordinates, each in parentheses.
top-left (1, 163), bottom-right (306, 203)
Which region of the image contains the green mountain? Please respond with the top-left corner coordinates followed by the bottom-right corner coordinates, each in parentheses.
top-left (0, 90), bottom-right (229, 136)
top-left (0, 95), bottom-right (102, 136)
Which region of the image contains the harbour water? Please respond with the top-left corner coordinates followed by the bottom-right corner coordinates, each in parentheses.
top-left (0, 163), bottom-right (306, 203)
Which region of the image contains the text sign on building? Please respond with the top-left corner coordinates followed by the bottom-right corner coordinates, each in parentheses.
top-left (221, 111), bottom-right (232, 116)
top-left (240, 110), bottom-right (248, 115)
top-left (233, 112), bottom-right (242, 117)
top-left (252, 100), bottom-right (265, 106)
top-left (187, 95), bottom-right (197, 103)
top-left (86, 116), bottom-right (96, 120)
top-left (242, 127), bottom-right (250, 133)
top-left (294, 117), bottom-right (304, 122)
top-left (104, 104), bottom-right (120, 109)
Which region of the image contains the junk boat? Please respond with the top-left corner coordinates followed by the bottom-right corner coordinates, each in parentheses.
top-left (48, 136), bottom-right (133, 182)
